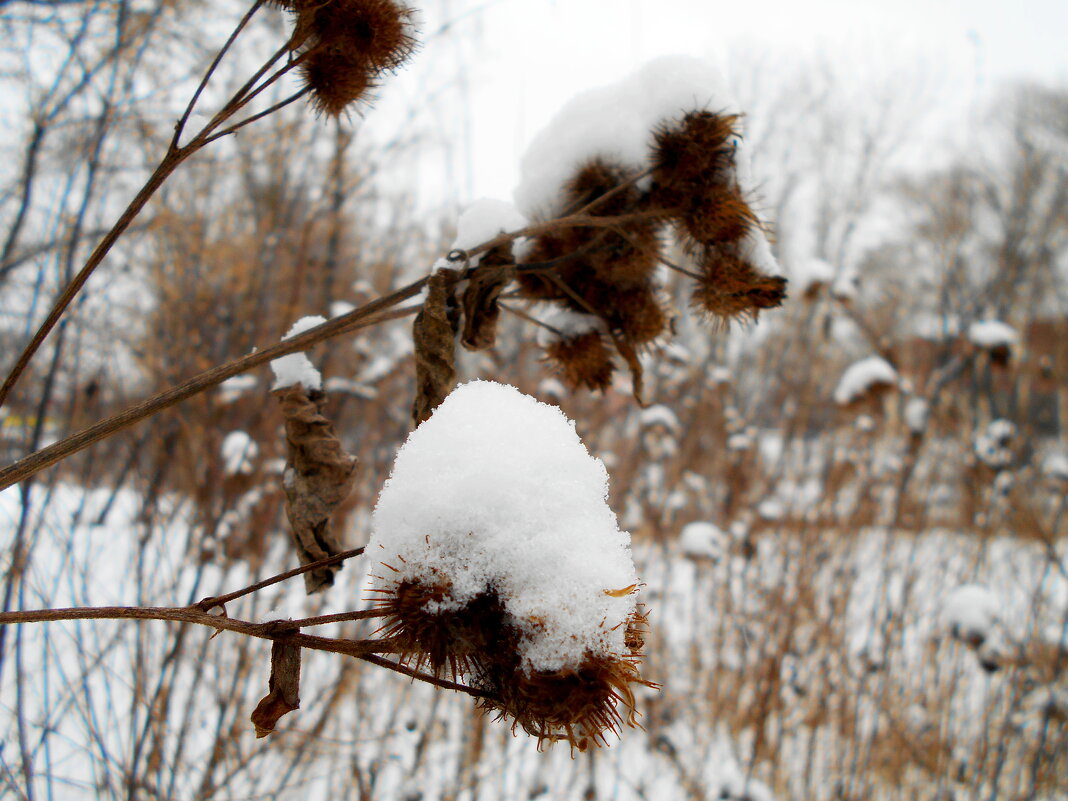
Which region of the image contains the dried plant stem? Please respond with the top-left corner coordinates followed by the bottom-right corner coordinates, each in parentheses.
top-left (0, 606), bottom-right (491, 699)
top-left (0, 9), bottom-right (309, 410)
top-left (195, 547), bottom-right (367, 612)
top-left (0, 207), bottom-right (650, 490)
top-left (0, 293), bottom-right (423, 490)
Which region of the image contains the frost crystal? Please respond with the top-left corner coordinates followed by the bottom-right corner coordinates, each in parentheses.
top-left (369, 380), bottom-right (638, 673)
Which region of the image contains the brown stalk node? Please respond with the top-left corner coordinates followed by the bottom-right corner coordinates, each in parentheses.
top-left (544, 331), bottom-right (616, 392)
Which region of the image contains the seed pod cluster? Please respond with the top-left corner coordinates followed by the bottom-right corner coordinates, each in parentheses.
top-left (374, 575), bottom-right (651, 751)
top-left (274, 0), bottom-right (418, 116)
top-left (520, 111), bottom-right (787, 393)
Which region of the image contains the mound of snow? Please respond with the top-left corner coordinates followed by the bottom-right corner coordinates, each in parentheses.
top-left (678, 521), bottom-right (727, 560)
top-left (833, 357), bottom-right (897, 405)
top-left (451, 198), bottom-right (528, 264)
top-left (942, 585), bottom-right (1000, 647)
top-left (221, 431), bottom-right (257, 476)
top-left (968, 320), bottom-right (1017, 349)
top-left (369, 381), bottom-right (638, 672)
top-left (270, 316), bottom-right (326, 391)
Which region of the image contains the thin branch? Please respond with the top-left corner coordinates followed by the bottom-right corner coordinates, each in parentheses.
top-left (170, 0), bottom-right (266, 150)
top-left (0, 606), bottom-right (494, 700)
top-left (0, 287), bottom-right (425, 490)
top-left (194, 547), bottom-right (366, 612)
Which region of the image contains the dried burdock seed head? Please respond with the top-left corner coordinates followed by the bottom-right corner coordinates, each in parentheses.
top-left (286, 0), bottom-right (419, 116)
top-left (651, 110), bottom-right (740, 205)
top-left (681, 183), bottom-right (758, 246)
top-left (692, 247), bottom-right (788, 323)
top-left (374, 578), bottom-right (507, 679)
top-left (309, 0), bottom-right (418, 74)
top-left (481, 650), bottom-right (651, 752)
top-left (516, 235), bottom-right (572, 301)
top-left (565, 158), bottom-right (640, 216)
top-left (301, 49), bottom-right (373, 117)
top-left (587, 223), bottom-right (661, 288)
top-left (611, 284), bottom-right (667, 345)
top-left (544, 331), bottom-right (616, 392)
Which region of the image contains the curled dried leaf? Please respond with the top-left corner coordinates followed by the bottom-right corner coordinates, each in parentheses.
top-left (461, 256), bottom-right (515, 352)
top-left (277, 385), bottom-right (358, 593)
top-left (251, 640), bottom-right (302, 738)
top-left (412, 267), bottom-right (461, 426)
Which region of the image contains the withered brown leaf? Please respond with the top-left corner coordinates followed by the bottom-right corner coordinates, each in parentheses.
top-left (411, 267), bottom-right (461, 426)
top-left (276, 385), bottom-right (357, 593)
top-left (251, 639), bottom-right (301, 738)
top-left (460, 253), bottom-right (515, 352)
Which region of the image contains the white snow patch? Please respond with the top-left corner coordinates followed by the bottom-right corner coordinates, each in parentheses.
top-left (221, 431), bottom-right (258, 476)
top-left (536, 308), bottom-right (602, 347)
top-left (791, 257), bottom-right (835, 294)
top-left (369, 381), bottom-right (638, 673)
top-left (217, 374), bottom-right (257, 404)
top-left (330, 300), bottom-right (356, 318)
top-left (270, 316), bottom-right (326, 391)
top-left (968, 320), bottom-right (1018, 349)
top-left (639, 404), bottom-right (680, 434)
top-left (451, 198), bottom-right (527, 264)
top-left (905, 396), bottom-right (929, 434)
top-left (679, 522), bottom-right (726, 560)
top-left (943, 584), bottom-right (1000, 646)
top-left (833, 357), bottom-right (898, 405)
top-left (514, 56), bottom-right (734, 219)
top-left (1042, 452), bottom-right (1068, 481)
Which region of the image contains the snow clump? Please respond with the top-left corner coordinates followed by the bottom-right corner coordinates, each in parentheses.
top-left (679, 521), bottom-right (727, 560)
top-left (967, 320), bottom-right (1018, 349)
top-left (905, 396), bottom-right (930, 434)
top-left (974, 419), bottom-right (1016, 469)
top-left (369, 380), bottom-right (639, 673)
top-left (270, 316), bottom-right (327, 391)
top-left (833, 357), bottom-right (898, 405)
top-left (221, 431), bottom-right (258, 476)
top-left (515, 56), bottom-right (733, 219)
top-left (942, 584), bottom-right (1000, 648)
top-left (451, 198), bottom-right (528, 264)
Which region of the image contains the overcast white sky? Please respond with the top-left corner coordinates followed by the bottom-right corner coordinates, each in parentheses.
top-left (379, 0), bottom-right (1068, 205)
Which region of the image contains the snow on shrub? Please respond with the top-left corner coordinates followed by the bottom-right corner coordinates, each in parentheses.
top-left (220, 430), bottom-right (258, 475)
top-left (368, 380), bottom-right (649, 749)
top-left (974, 419), bottom-right (1016, 469)
top-left (942, 584), bottom-right (1000, 648)
top-left (832, 356), bottom-right (898, 405)
top-left (678, 521), bottom-right (726, 561)
top-left (904, 396), bottom-right (929, 434)
top-left (451, 198), bottom-right (527, 265)
top-left (967, 320), bottom-right (1018, 349)
top-left (270, 315), bottom-right (327, 391)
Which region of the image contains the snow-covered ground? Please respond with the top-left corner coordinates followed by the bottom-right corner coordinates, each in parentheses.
top-left (2, 469), bottom-right (1064, 800)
